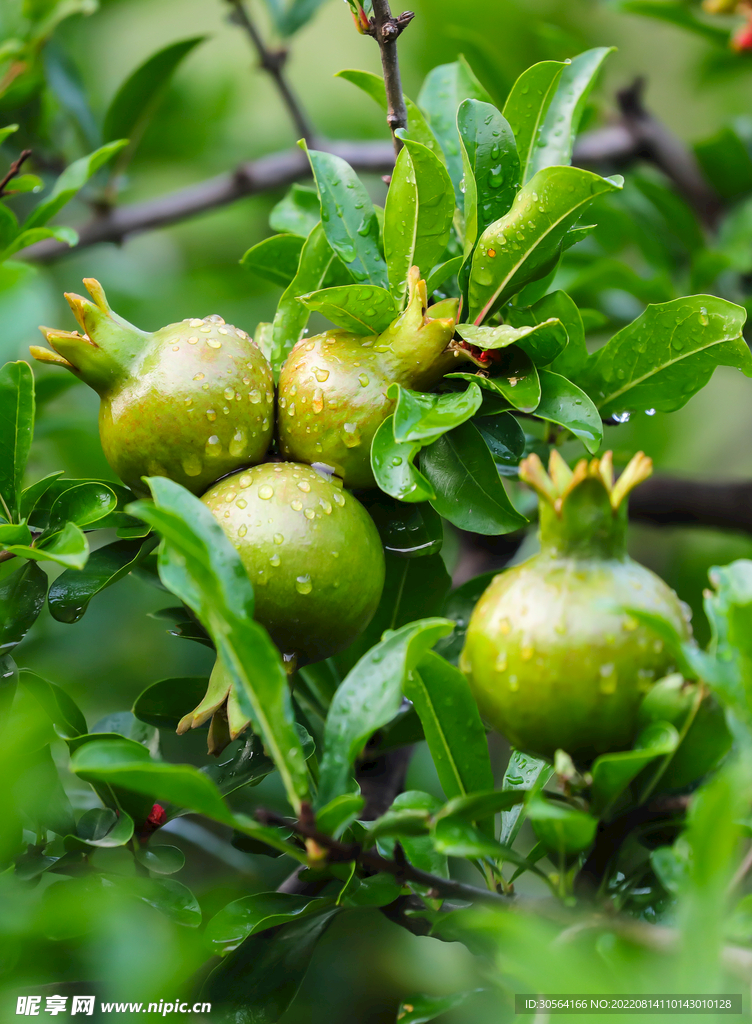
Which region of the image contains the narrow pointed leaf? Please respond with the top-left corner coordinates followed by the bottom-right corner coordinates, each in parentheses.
top-left (48, 537), bottom-right (151, 623)
top-left (335, 69), bottom-right (443, 158)
top-left (502, 60), bottom-right (566, 183)
top-left (0, 360), bottom-right (34, 519)
top-left (458, 98), bottom-right (519, 256)
top-left (24, 141), bottom-right (128, 229)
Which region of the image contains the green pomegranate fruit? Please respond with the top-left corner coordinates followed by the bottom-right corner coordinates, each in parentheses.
top-left (460, 450), bottom-right (692, 763)
top-left (31, 278), bottom-right (274, 495)
top-left (277, 266), bottom-right (460, 487)
top-left (178, 462), bottom-right (385, 752)
top-left (636, 674), bottom-right (732, 791)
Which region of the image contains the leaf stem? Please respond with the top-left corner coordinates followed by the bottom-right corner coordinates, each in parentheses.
top-left (369, 0), bottom-right (414, 156)
top-left (226, 0), bottom-right (315, 144)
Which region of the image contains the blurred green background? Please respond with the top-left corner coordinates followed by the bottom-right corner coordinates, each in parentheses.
top-left (3, 0), bottom-right (752, 1019)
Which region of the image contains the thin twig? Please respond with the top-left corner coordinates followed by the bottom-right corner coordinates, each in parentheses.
top-left (256, 805), bottom-right (510, 906)
top-left (17, 139), bottom-right (395, 261)
top-left (369, 0), bottom-right (413, 155)
top-left (226, 0), bottom-right (315, 143)
top-left (0, 149), bottom-right (32, 198)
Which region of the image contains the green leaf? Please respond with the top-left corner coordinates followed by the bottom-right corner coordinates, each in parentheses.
top-left (421, 420), bottom-right (528, 535)
top-left (241, 233), bottom-right (305, 287)
top-left (24, 141), bottom-right (128, 229)
top-left (519, 290), bottom-right (588, 378)
top-left (270, 183), bottom-right (320, 236)
top-left (336, 69), bottom-right (444, 159)
top-left (618, 1), bottom-right (730, 45)
top-left (2, 225), bottom-right (79, 258)
top-left (366, 806), bottom-right (432, 843)
top-left (502, 60), bottom-right (566, 184)
top-left (371, 415), bottom-right (436, 503)
top-left (580, 295), bottom-right (750, 418)
top-left (302, 145), bottom-right (387, 287)
top-left (468, 166), bottom-right (622, 323)
top-left (46, 481), bottom-right (117, 534)
top-left (695, 127), bottom-right (752, 201)
top-left (135, 844), bottom-right (185, 875)
top-left (432, 817), bottom-right (546, 875)
top-left (0, 204), bottom-right (18, 250)
top-left (119, 875), bottom-right (202, 927)
top-left (405, 651), bottom-right (494, 804)
top-left (48, 537), bottom-right (151, 623)
top-left (69, 738), bottom-right (235, 825)
top-left (527, 795), bottom-right (597, 856)
top-left (434, 569), bottom-right (498, 665)
top-left (418, 57), bottom-right (493, 204)
top-left (270, 221), bottom-right (350, 377)
top-left (500, 750), bottom-right (552, 847)
top-left (102, 37), bottom-right (206, 145)
top-left (384, 135), bottom-right (454, 305)
top-left (130, 478), bottom-right (309, 813)
top-left (316, 793), bottom-right (365, 837)
top-left (298, 283), bottom-right (397, 334)
top-left (396, 991), bottom-right (478, 1024)
top-left (590, 720), bottom-right (680, 815)
top-left (203, 908), bottom-right (340, 1016)
top-left (527, 48), bottom-right (614, 179)
top-left (458, 98), bottom-right (519, 292)
top-left (206, 893), bottom-right (331, 955)
top-left (5, 521), bottom-right (90, 569)
top-left (456, 318), bottom-right (566, 360)
top-left (64, 807), bottom-right (134, 851)
top-left (448, 353), bottom-right (541, 413)
top-left (426, 255), bottom-right (463, 294)
top-left (0, 561), bottom-right (47, 654)
top-left (435, 788), bottom-right (525, 823)
top-left (391, 382), bottom-right (483, 444)
top-left (19, 668), bottom-right (87, 738)
top-left (534, 369), bottom-right (602, 454)
top-left (365, 496), bottom-right (443, 558)
top-left (0, 360), bottom-right (34, 519)
top-left (317, 617), bottom-right (453, 806)
top-left (133, 676), bottom-right (211, 730)
top-left (19, 470), bottom-right (64, 521)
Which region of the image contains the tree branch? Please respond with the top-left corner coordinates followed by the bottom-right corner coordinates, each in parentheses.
top-left (226, 0), bottom-right (314, 144)
top-left (0, 149), bottom-right (32, 198)
top-left (17, 140), bottom-right (395, 262)
top-left (369, 0), bottom-right (413, 155)
top-left (629, 475), bottom-right (752, 535)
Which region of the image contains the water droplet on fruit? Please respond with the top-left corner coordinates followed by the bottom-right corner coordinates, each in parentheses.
top-left (205, 435), bottom-right (222, 455)
top-left (206, 409), bottom-right (217, 421)
top-left (229, 430), bottom-right (246, 456)
top-left (239, 474), bottom-right (251, 487)
top-left (291, 499), bottom-right (303, 511)
top-left (312, 389), bottom-right (324, 414)
top-left (297, 480), bottom-right (311, 492)
top-left (188, 336), bottom-right (198, 344)
top-left (270, 554), bottom-right (281, 566)
top-left (224, 388), bottom-right (235, 401)
top-left (333, 492), bottom-right (345, 506)
top-left (259, 485), bottom-right (274, 500)
top-left (320, 499), bottom-right (332, 514)
top-left (342, 422), bottom-right (361, 447)
top-left (314, 367), bottom-right (330, 382)
top-left (182, 455), bottom-right (202, 476)
top-left (224, 490), bottom-right (237, 502)
top-left (238, 524), bottom-right (247, 537)
top-left (190, 319), bottom-right (203, 328)
top-left (358, 373), bottom-right (369, 387)
top-left (237, 499), bottom-right (247, 509)
top-left (194, 372), bottom-right (204, 381)
top-left (207, 339), bottom-right (222, 349)
top-left (256, 568), bottom-right (268, 585)
top-left (296, 574), bottom-right (312, 594)
top-left (200, 326), bottom-right (212, 333)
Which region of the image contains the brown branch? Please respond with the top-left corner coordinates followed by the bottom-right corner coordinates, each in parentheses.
top-left (17, 140), bottom-right (395, 262)
top-left (629, 476), bottom-right (752, 535)
top-left (369, 0), bottom-right (413, 155)
top-left (226, 0), bottom-right (314, 143)
top-left (0, 149), bottom-right (32, 198)
top-left (257, 804), bottom-right (509, 906)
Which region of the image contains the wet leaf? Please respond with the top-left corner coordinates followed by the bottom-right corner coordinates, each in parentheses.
top-left (534, 369), bottom-right (603, 454)
top-left (391, 381), bottom-right (483, 443)
top-left (0, 561), bottom-right (47, 653)
top-left (270, 184), bottom-right (320, 236)
top-left (0, 360), bottom-right (34, 519)
top-left (132, 676), bottom-right (211, 730)
top-left (298, 283), bottom-right (397, 334)
top-left (241, 233), bottom-right (305, 287)
top-left (371, 415), bottom-right (436, 503)
top-left (502, 60), bottom-right (566, 183)
top-left (206, 892), bottom-right (331, 955)
top-left (48, 537), bottom-right (151, 623)
top-left (24, 141), bottom-right (127, 230)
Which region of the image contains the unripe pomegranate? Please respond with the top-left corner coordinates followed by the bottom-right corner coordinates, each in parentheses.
top-left (460, 451), bottom-right (692, 763)
top-left (31, 279), bottom-right (274, 495)
top-left (277, 267), bottom-right (460, 487)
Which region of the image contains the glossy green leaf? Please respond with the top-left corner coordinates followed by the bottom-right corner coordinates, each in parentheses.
top-left (335, 69), bottom-right (443, 158)
top-left (425, 255), bottom-right (463, 294)
top-left (339, 871), bottom-right (403, 908)
top-left (371, 415), bottom-right (436, 503)
top-left (456, 318), bottom-right (566, 359)
top-left (19, 668), bottom-right (87, 738)
top-left (64, 807), bottom-right (134, 851)
top-left (18, 470), bottom-right (64, 521)
top-left (316, 793), bottom-right (365, 837)
top-left (448, 351), bottom-right (540, 413)
top-left (518, 290), bottom-right (587, 377)
top-left (135, 844), bottom-right (185, 875)
top-left (298, 283), bottom-right (397, 334)
top-left (5, 522), bottom-right (89, 569)
top-left (418, 57), bottom-right (493, 203)
top-left (48, 537), bottom-right (148, 623)
top-left (434, 569), bottom-right (498, 665)
top-left (384, 135), bottom-right (454, 305)
top-left (469, 166), bottom-right (622, 323)
top-left (405, 651), bottom-right (494, 804)
top-left (527, 795), bottom-right (598, 856)
top-left (500, 750), bottom-right (552, 847)
top-left (241, 233), bottom-right (305, 287)
top-left (24, 141), bottom-right (127, 230)
top-left (580, 295), bottom-right (750, 418)
top-left (203, 908), bottom-right (340, 1015)
top-left (365, 497), bottom-right (443, 558)
top-left (317, 617), bottom-right (453, 806)
top-left (421, 420), bottom-right (527, 535)
top-left (391, 381), bottom-right (483, 444)
top-left (204, 725), bottom-right (313, 798)
top-left (432, 817), bottom-right (546, 875)
top-left (590, 721), bottom-right (680, 815)
top-left (0, 360), bottom-right (34, 519)
top-left (695, 127), bottom-right (752, 201)
top-left (270, 183), bottom-right (320, 236)
top-left (535, 369), bottom-right (602, 454)
top-left (129, 478), bottom-right (310, 813)
top-left (206, 893), bottom-right (330, 955)
top-left (502, 60), bottom-right (566, 184)
top-left (17, 744), bottom-right (75, 838)
top-left (46, 481), bottom-right (117, 534)
top-left (270, 221), bottom-right (350, 377)
top-left (70, 738), bottom-right (235, 825)
top-left (0, 204), bottom-right (18, 250)
top-left (396, 991), bottom-right (478, 1024)
top-left (435, 788), bottom-right (525, 823)
top-left (303, 144), bottom-right (387, 287)
top-left (474, 413), bottom-right (526, 475)
top-left (458, 98), bottom-right (519, 294)
top-left (120, 875), bottom-right (202, 927)
top-left (132, 676), bottom-right (211, 730)
top-left (103, 36), bottom-right (206, 144)
top-left (2, 225), bottom-right (79, 258)
top-left (366, 806), bottom-right (432, 843)
top-left (527, 48), bottom-right (613, 178)
top-left (0, 561), bottom-right (47, 654)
